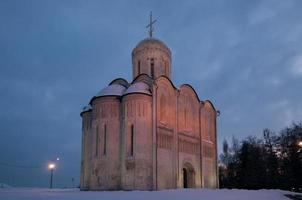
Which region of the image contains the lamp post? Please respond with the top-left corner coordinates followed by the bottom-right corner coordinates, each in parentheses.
top-left (48, 163), bottom-right (55, 189)
top-left (298, 141), bottom-right (302, 153)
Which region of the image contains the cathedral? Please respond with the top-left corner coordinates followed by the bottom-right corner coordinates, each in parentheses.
top-left (80, 17), bottom-right (218, 191)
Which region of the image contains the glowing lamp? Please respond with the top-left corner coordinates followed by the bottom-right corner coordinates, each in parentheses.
top-left (48, 163), bottom-right (55, 170)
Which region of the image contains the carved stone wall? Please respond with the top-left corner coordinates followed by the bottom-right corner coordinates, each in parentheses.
top-left (156, 77), bottom-right (177, 190)
top-left (80, 110), bottom-right (92, 190)
top-left (178, 138), bottom-right (199, 155)
top-left (121, 94), bottom-right (153, 190)
top-left (201, 101), bottom-right (217, 188)
top-left (89, 97), bottom-right (121, 190)
top-left (178, 85), bottom-right (200, 138)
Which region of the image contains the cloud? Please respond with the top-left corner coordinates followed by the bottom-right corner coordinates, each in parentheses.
top-left (248, 4), bottom-right (276, 25)
top-left (268, 99), bottom-right (302, 129)
top-left (291, 55), bottom-right (302, 76)
top-left (248, 0), bottom-right (293, 25)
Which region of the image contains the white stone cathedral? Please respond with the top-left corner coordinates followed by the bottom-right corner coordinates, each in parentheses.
top-left (80, 18), bottom-right (218, 191)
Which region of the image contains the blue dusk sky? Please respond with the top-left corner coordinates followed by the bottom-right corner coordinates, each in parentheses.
top-left (0, 0), bottom-right (302, 187)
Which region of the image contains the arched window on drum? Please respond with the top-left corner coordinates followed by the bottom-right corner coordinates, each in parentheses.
top-left (160, 94), bottom-right (167, 122)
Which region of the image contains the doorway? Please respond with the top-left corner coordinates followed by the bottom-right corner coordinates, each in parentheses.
top-left (183, 163), bottom-right (195, 188)
top-left (183, 168), bottom-right (188, 188)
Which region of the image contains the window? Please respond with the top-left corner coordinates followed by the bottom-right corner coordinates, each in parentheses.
top-left (130, 125), bottom-right (134, 156)
top-left (184, 108), bottom-right (187, 128)
top-left (103, 124), bottom-right (107, 155)
top-left (138, 60), bottom-right (141, 74)
top-left (95, 126), bottom-right (99, 157)
top-left (127, 124), bottom-right (134, 157)
top-left (160, 95), bottom-right (166, 121)
top-left (150, 58), bottom-right (154, 78)
top-left (165, 61), bottom-right (167, 76)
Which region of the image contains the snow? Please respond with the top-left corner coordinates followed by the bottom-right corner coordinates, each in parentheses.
top-left (0, 188), bottom-right (298, 200)
top-left (82, 105), bottom-right (92, 112)
top-left (96, 84), bottom-right (126, 97)
top-left (93, 81), bottom-right (151, 100)
top-left (0, 183), bottom-right (11, 188)
top-left (124, 82), bottom-right (151, 95)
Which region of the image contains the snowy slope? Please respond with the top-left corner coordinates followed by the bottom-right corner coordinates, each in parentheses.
top-left (0, 188), bottom-right (298, 200)
top-left (0, 183), bottom-right (11, 188)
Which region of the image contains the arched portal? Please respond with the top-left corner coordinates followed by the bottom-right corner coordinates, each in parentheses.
top-left (183, 168), bottom-right (188, 188)
top-left (182, 163), bottom-right (195, 188)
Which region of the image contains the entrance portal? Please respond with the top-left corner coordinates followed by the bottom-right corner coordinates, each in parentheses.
top-left (182, 163), bottom-right (195, 188)
top-left (183, 168), bottom-right (188, 188)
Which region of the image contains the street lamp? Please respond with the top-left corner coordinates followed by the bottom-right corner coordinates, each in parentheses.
top-left (297, 141), bottom-right (302, 153)
top-left (48, 163), bottom-right (55, 189)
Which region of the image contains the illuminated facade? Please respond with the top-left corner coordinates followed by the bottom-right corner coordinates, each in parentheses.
top-left (80, 36), bottom-right (218, 190)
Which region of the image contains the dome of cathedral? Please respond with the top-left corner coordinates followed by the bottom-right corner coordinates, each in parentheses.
top-left (132, 37), bottom-right (172, 79)
top-left (132, 37), bottom-right (171, 55)
top-left (95, 84), bottom-right (127, 97)
top-left (123, 82), bottom-right (151, 95)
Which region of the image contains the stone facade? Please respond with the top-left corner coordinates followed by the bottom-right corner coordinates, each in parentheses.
top-left (80, 37), bottom-right (218, 190)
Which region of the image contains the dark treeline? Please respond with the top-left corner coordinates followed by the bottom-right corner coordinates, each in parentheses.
top-left (219, 122), bottom-right (302, 192)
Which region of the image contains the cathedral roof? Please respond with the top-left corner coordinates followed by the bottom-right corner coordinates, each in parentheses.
top-left (95, 84), bottom-right (127, 98)
top-left (90, 78), bottom-right (152, 104)
top-left (80, 105), bottom-right (92, 116)
top-left (123, 82), bottom-right (151, 96)
top-left (109, 78), bottom-right (129, 88)
top-left (82, 105), bottom-right (92, 111)
top-left (132, 73), bottom-right (153, 87)
top-left (132, 37), bottom-right (171, 55)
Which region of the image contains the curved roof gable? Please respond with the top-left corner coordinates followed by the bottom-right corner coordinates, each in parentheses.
top-left (155, 75), bottom-right (178, 90)
top-left (179, 84), bottom-right (201, 102)
top-left (203, 100), bottom-right (217, 111)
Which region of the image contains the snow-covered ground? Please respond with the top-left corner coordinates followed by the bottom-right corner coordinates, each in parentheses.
top-left (0, 187), bottom-right (299, 200)
top-left (0, 183), bottom-right (11, 188)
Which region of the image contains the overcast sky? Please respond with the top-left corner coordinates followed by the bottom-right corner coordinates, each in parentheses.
top-left (1, 0), bottom-right (302, 188)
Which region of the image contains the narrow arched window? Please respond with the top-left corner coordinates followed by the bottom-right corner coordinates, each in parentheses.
top-left (103, 124), bottom-right (107, 155)
top-left (95, 126), bottom-right (99, 157)
top-left (150, 58), bottom-right (154, 78)
top-left (160, 95), bottom-right (166, 121)
top-left (164, 61), bottom-right (167, 76)
top-left (138, 60), bottom-right (141, 74)
top-left (130, 125), bottom-right (134, 156)
top-left (184, 108), bottom-right (187, 129)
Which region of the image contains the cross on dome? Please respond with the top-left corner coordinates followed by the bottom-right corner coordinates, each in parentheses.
top-left (146, 11), bottom-right (156, 38)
